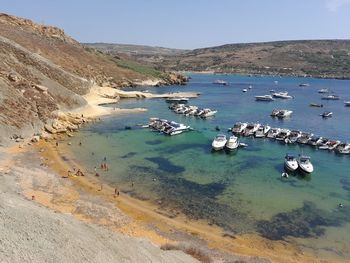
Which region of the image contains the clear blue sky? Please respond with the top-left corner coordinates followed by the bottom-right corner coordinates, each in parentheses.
top-left (1, 0), bottom-right (350, 49)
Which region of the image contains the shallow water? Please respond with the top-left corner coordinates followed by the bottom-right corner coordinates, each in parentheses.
top-left (70, 74), bottom-right (350, 260)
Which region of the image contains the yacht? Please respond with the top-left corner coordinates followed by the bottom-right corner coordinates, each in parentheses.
top-left (225, 135), bottom-right (239, 150)
top-left (242, 89), bottom-right (248, 92)
top-left (322, 95), bottom-right (340, 100)
top-left (165, 97), bottom-right (189, 103)
top-left (336, 143), bottom-right (350, 154)
top-left (286, 130), bottom-right (302, 144)
top-left (277, 110), bottom-right (293, 118)
top-left (272, 92), bottom-right (293, 99)
top-left (244, 123), bottom-right (260, 136)
top-left (255, 95), bottom-right (275, 101)
top-left (231, 122), bottom-right (248, 134)
top-left (308, 136), bottom-right (323, 146)
top-left (201, 109), bottom-right (217, 118)
top-left (297, 155), bottom-right (314, 173)
top-left (344, 101), bottom-right (350, 107)
top-left (212, 134), bottom-right (228, 151)
top-left (267, 128), bottom-right (281, 139)
top-left (318, 88), bottom-right (329, 94)
top-left (310, 103), bottom-right (323, 107)
top-left (327, 140), bottom-right (341, 151)
top-left (284, 154), bottom-right (298, 171)
top-left (321, 111), bottom-right (333, 118)
top-left (276, 129), bottom-right (291, 141)
top-left (254, 125), bottom-right (271, 138)
top-left (317, 138), bottom-right (330, 150)
top-left (297, 132), bottom-right (313, 144)
top-left (164, 121), bottom-right (190, 136)
top-left (270, 109), bottom-right (281, 117)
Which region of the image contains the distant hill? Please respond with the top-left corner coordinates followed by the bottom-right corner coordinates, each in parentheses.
top-left (92, 40), bottom-right (350, 79)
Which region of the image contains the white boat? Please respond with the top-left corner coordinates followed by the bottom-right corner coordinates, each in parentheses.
top-left (297, 132), bottom-right (313, 144)
top-left (255, 95), bottom-right (275, 101)
top-left (272, 92), bottom-right (293, 99)
top-left (336, 143), bottom-right (350, 154)
top-left (298, 155), bottom-right (314, 173)
top-left (225, 135), bottom-right (239, 150)
top-left (231, 122), bottom-right (248, 134)
top-left (322, 95), bottom-right (340, 100)
top-left (284, 154), bottom-right (298, 171)
top-left (344, 101), bottom-right (350, 107)
top-left (270, 109), bottom-right (281, 117)
top-left (263, 125), bottom-right (271, 135)
top-left (213, 80), bottom-right (228, 85)
top-left (308, 136), bottom-right (323, 146)
top-left (327, 140), bottom-right (341, 151)
top-left (267, 128), bottom-right (281, 138)
top-left (242, 89), bottom-right (248, 92)
top-left (277, 110), bottom-right (293, 118)
top-left (201, 109), bottom-right (217, 118)
top-left (299, 83), bottom-right (310, 87)
top-left (165, 97), bottom-right (189, 103)
top-left (255, 125), bottom-right (271, 138)
top-left (212, 134), bottom-right (228, 151)
top-left (244, 123), bottom-right (260, 136)
top-left (276, 129), bottom-right (291, 141)
top-left (287, 130), bottom-right (302, 144)
top-left (318, 88), bottom-right (329, 94)
top-left (321, 111), bottom-right (333, 118)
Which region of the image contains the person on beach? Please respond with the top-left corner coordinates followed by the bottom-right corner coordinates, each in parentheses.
top-left (79, 141), bottom-right (82, 146)
top-left (94, 166), bottom-right (97, 173)
top-left (95, 172), bottom-right (100, 177)
top-left (100, 163), bottom-right (104, 170)
top-left (56, 141), bottom-right (58, 147)
top-left (131, 181), bottom-right (134, 187)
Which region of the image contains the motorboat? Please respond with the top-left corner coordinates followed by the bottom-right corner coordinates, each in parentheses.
top-left (242, 89), bottom-right (248, 92)
top-left (255, 125), bottom-right (271, 138)
top-left (225, 135), bottom-right (239, 150)
top-left (321, 111), bottom-right (333, 118)
top-left (201, 109), bottom-right (217, 118)
top-left (299, 83), bottom-right (310, 87)
top-left (336, 143), bottom-right (350, 154)
top-left (267, 128), bottom-right (281, 139)
top-left (297, 132), bottom-right (313, 144)
top-left (275, 129), bottom-right (291, 141)
top-left (318, 88), bottom-right (329, 94)
top-left (212, 134), bottom-right (228, 151)
top-left (277, 110), bottom-right (293, 118)
top-left (244, 123), bottom-right (260, 136)
top-left (344, 101), bottom-right (350, 107)
top-left (310, 103), bottom-right (323, 107)
top-left (317, 138), bottom-right (330, 149)
top-left (255, 95), bottom-right (275, 101)
top-left (284, 154), bottom-right (298, 171)
top-left (272, 92), bottom-right (293, 99)
top-left (213, 80), bottom-right (228, 85)
top-left (322, 95), bottom-right (340, 100)
top-left (327, 140), bottom-right (341, 151)
top-left (271, 109), bottom-right (281, 117)
top-left (286, 130), bottom-right (302, 144)
top-left (231, 122), bottom-right (248, 134)
top-left (297, 155), bottom-right (314, 173)
top-left (248, 85), bottom-right (253, 89)
top-left (308, 136), bottom-right (323, 146)
top-left (148, 119), bottom-right (190, 136)
top-left (263, 125), bottom-right (271, 135)
top-left (165, 97), bottom-right (189, 103)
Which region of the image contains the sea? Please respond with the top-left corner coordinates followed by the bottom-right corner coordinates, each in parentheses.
top-left (69, 74), bottom-right (350, 260)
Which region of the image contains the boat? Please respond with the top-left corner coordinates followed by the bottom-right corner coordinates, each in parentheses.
top-left (231, 122), bottom-right (248, 134)
top-left (284, 154), bottom-right (298, 171)
top-left (317, 138), bottom-right (330, 149)
top-left (263, 125), bottom-right (271, 135)
top-left (297, 155), bottom-right (314, 173)
top-left (242, 89), bottom-right (248, 92)
top-left (310, 103), bottom-right (323, 107)
top-left (308, 136), bottom-right (323, 146)
top-left (148, 119), bottom-right (191, 136)
top-left (213, 80), bottom-right (228, 85)
top-left (248, 85), bottom-right (253, 89)
top-left (201, 109), bottom-right (217, 118)
top-left (277, 110), bottom-right (293, 118)
top-left (321, 111), bottom-right (333, 118)
top-left (267, 128), bottom-right (281, 139)
top-left (322, 95), bottom-right (340, 100)
top-left (225, 135), bottom-right (239, 150)
top-left (165, 97), bottom-right (189, 103)
top-left (318, 88), bottom-right (329, 94)
top-left (270, 109), bottom-right (281, 117)
top-left (255, 95), bottom-right (275, 101)
top-left (297, 132), bottom-right (313, 144)
top-left (276, 129), bottom-right (291, 141)
top-left (243, 123), bottom-right (260, 136)
top-left (327, 140), bottom-right (341, 151)
top-left (212, 134), bottom-right (228, 151)
top-left (272, 92), bottom-right (293, 99)
top-left (299, 83), bottom-right (310, 87)
top-left (336, 143), bottom-right (350, 154)
top-left (344, 101), bottom-right (350, 107)
top-left (286, 130), bottom-right (302, 144)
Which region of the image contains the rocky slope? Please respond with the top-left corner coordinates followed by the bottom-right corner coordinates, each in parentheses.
top-left (0, 13), bottom-right (186, 146)
top-left (91, 40), bottom-right (350, 79)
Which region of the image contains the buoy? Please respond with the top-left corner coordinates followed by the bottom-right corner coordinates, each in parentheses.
top-left (281, 172), bottom-right (289, 178)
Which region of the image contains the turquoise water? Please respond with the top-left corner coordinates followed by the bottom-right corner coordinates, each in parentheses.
top-left (69, 74), bottom-right (350, 260)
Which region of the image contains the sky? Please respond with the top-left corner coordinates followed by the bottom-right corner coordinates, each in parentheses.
top-left (1, 0), bottom-right (350, 49)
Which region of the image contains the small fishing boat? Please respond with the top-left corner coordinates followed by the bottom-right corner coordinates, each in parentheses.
top-left (284, 154), bottom-right (298, 171)
top-left (322, 95), bottom-right (340, 100)
top-left (344, 101), bottom-right (350, 107)
top-left (299, 83), bottom-right (310, 87)
top-left (267, 128), bottom-right (281, 139)
top-left (212, 134), bottom-right (228, 151)
top-left (318, 88), bottom-right (329, 94)
top-left (277, 110), bottom-right (293, 118)
top-left (248, 85), bottom-right (253, 89)
top-left (225, 135), bottom-right (239, 150)
top-left (321, 111), bottom-right (333, 118)
top-left (213, 80), bottom-right (228, 85)
top-left (310, 103), bottom-right (323, 107)
top-left (231, 122), bottom-right (248, 134)
top-left (242, 89), bottom-right (248, 92)
top-left (255, 95), bottom-right (275, 101)
top-left (297, 155), bottom-right (314, 173)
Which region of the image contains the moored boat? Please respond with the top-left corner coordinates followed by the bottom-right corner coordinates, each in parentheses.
top-left (244, 123), bottom-right (260, 136)
top-left (165, 97), bottom-right (189, 103)
top-left (267, 128), bottom-right (281, 139)
top-left (276, 129), bottom-right (291, 141)
top-left (297, 155), bottom-right (314, 173)
top-left (310, 103), bottom-right (323, 107)
top-left (336, 143), bottom-right (350, 154)
top-left (322, 95), bottom-right (340, 100)
top-left (321, 111), bottom-right (333, 118)
top-left (277, 110), bottom-right (293, 118)
top-left (213, 80), bottom-right (228, 85)
top-left (225, 135), bottom-right (239, 150)
top-left (255, 95), bottom-right (275, 101)
top-left (318, 88), bottom-right (329, 94)
top-left (231, 122), bottom-right (248, 134)
top-left (297, 132), bottom-right (313, 144)
top-left (272, 91), bottom-right (293, 99)
top-left (344, 101), bottom-right (350, 107)
top-left (212, 134), bottom-right (228, 151)
top-left (284, 154), bottom-right (298, 171)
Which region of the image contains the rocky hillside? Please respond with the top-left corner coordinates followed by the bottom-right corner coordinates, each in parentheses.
top-left (96, 40), bottom-right (350, 79)
top-left (0, 13), bottom-right (186, 145)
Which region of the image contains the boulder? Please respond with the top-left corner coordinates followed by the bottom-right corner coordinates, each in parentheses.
top-left (31, 136), bottom-right (40, 143)
top-left (8, 73), bottom-right (19, 82)
top-left (44, 124), bottom-right (56, 134)
top-left (33, 84), bottom-right (48, 92)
